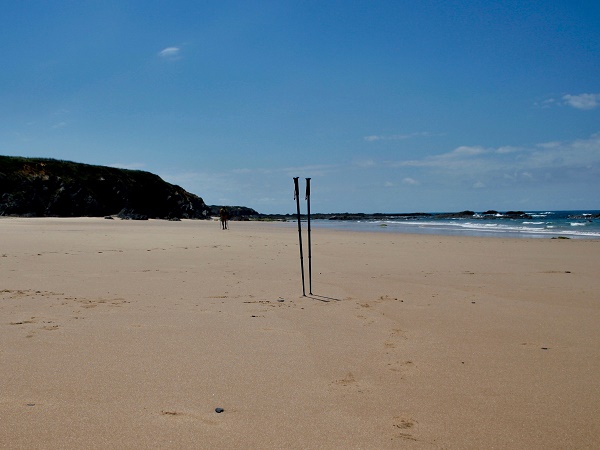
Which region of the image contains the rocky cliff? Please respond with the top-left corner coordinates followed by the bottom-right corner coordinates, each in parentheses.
top-left (0, 156), bottom-right (211, 219)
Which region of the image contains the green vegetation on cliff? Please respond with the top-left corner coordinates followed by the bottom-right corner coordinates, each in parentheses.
top-left (0, 156), bottom-right (211, 219)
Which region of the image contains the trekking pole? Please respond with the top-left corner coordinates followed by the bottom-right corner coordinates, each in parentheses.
top-left (293, 177), bottom-right (306, 296)
top-left (305, 178), bottom-right (312, 295)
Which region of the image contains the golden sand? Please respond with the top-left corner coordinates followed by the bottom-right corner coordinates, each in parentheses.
top-left (1, 218), bottom-right (599, 448)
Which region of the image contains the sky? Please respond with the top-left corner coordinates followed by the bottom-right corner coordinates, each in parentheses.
top-left (1, 0), bottom-right (599, 214)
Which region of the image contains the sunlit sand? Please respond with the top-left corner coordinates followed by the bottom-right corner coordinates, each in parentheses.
top-left (1, 218), bottom-right (599, 448)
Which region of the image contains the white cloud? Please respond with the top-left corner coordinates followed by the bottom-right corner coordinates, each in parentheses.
top-left (364, 135), bottom-right (381, 142)
top-left (537, 98), bottom-right (557, 108)
top-left (392, 145), bottom-right (491, 169)
top-left (282, 164), bottom-right (341, 177)
top-left (353, 159), bottom-right (376, 168)
top-left (496, 145), bottom-right (522, 154)
top-left (536, 141), bottom-right (561, 149)
top-left (402, 177), bottom-right (419, 185)
top-left (447, 146), bottom-right (488, 157)
top-left (158, 167), bottom-right (315, 212)
top-left (364, 132), bottom-right (429, 142)
top-left (388, 133), bottom-right (600, 188)
top-left (562, 93), bottom-right (600, 110)
top-left (154, 133), bottom-right (600, 213)
top-left (158, 47), bottom-right (181, 59)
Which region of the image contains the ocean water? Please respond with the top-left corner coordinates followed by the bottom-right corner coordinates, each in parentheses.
top-left (304, 210), bottom-right (600, 239)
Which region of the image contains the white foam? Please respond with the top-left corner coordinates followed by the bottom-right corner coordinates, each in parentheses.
top-left (325, 215), bottom-right (600, 239)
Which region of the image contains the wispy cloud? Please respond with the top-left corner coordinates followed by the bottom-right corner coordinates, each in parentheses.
top-left (402, 177), bottom-right (419, 185)
top-left (158, 164), bottom-right (341, 211)
top-left (536, 98), bottom-right (557, 109)
top-left (51, 121), bottom-right (68, 129)
top-left (389, 133), bottom-right (600, 187)
top-left (156, 133), bottom-right (600, 212)
top-left (364, 132), bottom-right (429, 142)
top-left (281, 163), bottom-right (341, 177)
top-left (353, 159), bottom-right (376, 168)
top-left (538, 93), bottom-right (600, 110)
top-left (158, 46), bottom-right (181, 60)
top-left (562, 93), bottom-right (600, 110)
top-left (444, 146), bottom-right (489, 157)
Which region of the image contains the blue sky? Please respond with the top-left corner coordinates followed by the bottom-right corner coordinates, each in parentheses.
top-left (1, 1), bottom-right (599, 214)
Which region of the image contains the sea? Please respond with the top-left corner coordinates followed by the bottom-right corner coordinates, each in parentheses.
top-left (301, 210), bottom-right (600, 239)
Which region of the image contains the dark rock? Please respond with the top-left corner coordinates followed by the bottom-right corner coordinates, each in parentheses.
top-left (435, 210), bottom-right (476, 219)
top-left (504, 211), bottom-right (533, 219)
top-left (208, 205), bottom-right (260, 220)
top-left (117, 208), bottom-right (148, 220)
top-left (0, 156), bottom-right (212, 219)
top-left (253, 212), bottom-right (433, 222)
top-left (328, 213), bottom-right (366, 221)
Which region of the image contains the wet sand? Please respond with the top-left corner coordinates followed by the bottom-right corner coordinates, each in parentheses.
top-left (1, 218), bottom-right (599, 448)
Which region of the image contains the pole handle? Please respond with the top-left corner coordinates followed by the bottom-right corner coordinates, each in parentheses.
top-left (293, 177), bottom-right (300, 200)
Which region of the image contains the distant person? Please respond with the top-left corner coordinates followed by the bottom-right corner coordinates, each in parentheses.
top-left (219, 208), bottom-right (229, 230)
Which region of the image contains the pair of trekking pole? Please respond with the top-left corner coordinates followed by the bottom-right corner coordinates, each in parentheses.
top-left (293, 177), bottom-right (312, 296)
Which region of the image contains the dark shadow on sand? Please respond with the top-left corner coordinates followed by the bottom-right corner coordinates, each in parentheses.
top-left (305, 294), bottom-right (342, 302)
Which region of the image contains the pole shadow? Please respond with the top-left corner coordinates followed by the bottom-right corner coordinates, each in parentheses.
top-left (305, 293), bottom-right (342, 302)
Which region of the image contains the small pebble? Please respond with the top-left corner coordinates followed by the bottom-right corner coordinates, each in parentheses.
top-left (215, 408), bottom-right (224, 413)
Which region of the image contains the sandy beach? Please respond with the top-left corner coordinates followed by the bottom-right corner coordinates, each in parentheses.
top-left (1, 217), bottom-right (599, 449)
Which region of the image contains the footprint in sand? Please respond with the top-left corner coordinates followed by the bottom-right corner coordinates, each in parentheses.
top-left (159, 409), bottom-right (225, 426)
top-left (382, 328), bottom-right (409, 368)
top-left (355, 313), bottom-right (375, 325)
top-left (160, 410), bottom-right (183, 416)
top-left (393, 417), bottom-right (416, 429)
top-left (390, 328), bottom-right (407, 339)
top-left (392, 416), bottom-right (419, 442)
top-left (386, 360), bottom-right (415, 376)
top-left (330, 372), bottom-right (358, 388)
top-left (331, 372), bottom-right (367, 393)
top-left (9, 318), bottom-right (37, 325)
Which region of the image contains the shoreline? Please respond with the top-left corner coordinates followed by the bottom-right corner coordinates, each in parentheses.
top-left (3, 208), bottom-right (600, 240)
top-left (1, 218), bottom-right (599, 448)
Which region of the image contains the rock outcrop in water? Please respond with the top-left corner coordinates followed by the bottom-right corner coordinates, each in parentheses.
top-left (0, 156), bottom-right (212, 219)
